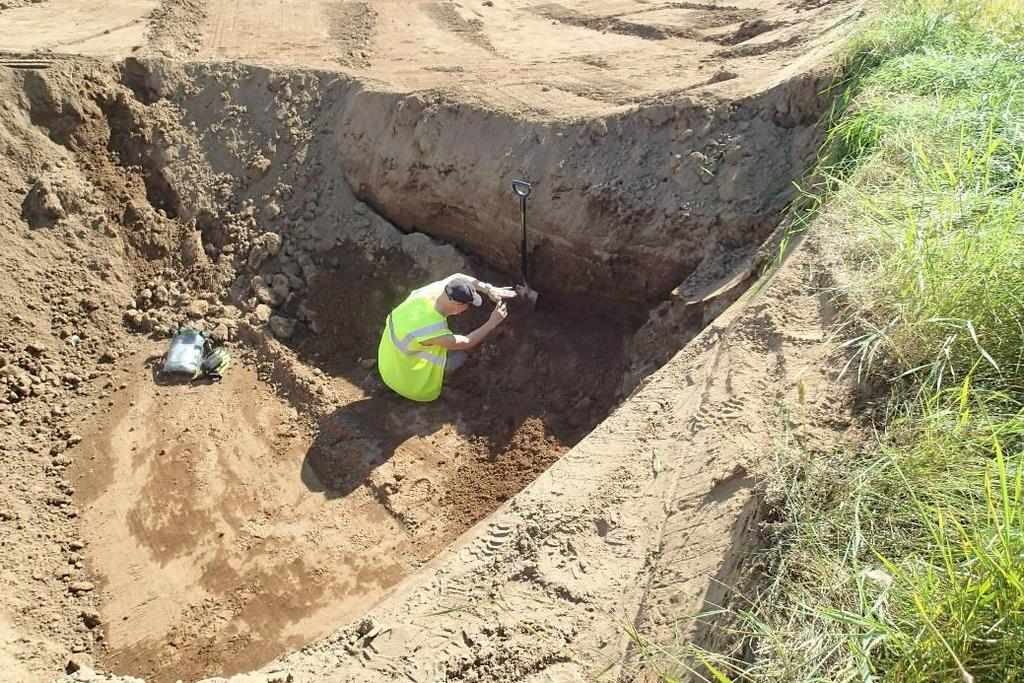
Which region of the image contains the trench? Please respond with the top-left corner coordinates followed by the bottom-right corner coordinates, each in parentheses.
top-left (78, 237), bottom-right (639, 681)
top-left (8, 54), bottom-right (832, 681)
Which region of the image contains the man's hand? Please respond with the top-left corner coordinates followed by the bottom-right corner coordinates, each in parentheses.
top-left (483, 284), bottom-right (517, 301)
top-left (488, 301), bottom-right (509, 326)
top-left (424, 300), bottom-right (508, 351)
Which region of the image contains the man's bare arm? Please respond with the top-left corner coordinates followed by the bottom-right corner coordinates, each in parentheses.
top-left (422, 302), bottom-right (508, 350)
top-left (443, 273), bottom-right (517, 301)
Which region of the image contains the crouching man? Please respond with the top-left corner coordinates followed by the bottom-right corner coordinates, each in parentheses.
top-left (377, 274), bottom-right (516, 402)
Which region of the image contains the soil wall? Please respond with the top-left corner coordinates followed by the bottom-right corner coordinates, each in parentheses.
top-left (259, 232), bottom-right (864, 683)
top-left (335, 75), bottom-right (830, 307)
top-left (0, 58), bottom-right (644, 680)
top-left (129, 58), bottom-right (831, 308)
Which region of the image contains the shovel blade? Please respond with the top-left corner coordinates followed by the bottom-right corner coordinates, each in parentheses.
top-left (515, 284), bottom-right (539, 309)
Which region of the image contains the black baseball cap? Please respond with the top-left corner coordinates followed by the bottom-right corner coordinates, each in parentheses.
top-left (444, 278), bottom-right (482, 306)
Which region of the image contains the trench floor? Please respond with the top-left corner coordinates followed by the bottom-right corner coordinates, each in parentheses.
top-left (71, 344), bottom-right (416, 681)
top-left (71, 279), bottom-right (634, 681)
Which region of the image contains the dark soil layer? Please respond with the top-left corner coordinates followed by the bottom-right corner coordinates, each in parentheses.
top-left (288, 243), bottom-right (636, 527)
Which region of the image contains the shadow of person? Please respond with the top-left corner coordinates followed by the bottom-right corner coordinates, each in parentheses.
top-left (300, 388), bottom-right (450, 501)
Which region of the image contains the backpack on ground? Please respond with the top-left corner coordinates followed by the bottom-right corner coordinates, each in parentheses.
top-left (158, 328), bottom-right (232, 383)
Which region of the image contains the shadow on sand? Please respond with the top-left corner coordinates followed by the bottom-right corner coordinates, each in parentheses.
top-left (299, 385), bottom-right (454, 500)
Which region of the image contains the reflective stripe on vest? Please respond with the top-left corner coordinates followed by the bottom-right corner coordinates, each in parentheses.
top-left (387, 316), bottom-right (447, 367)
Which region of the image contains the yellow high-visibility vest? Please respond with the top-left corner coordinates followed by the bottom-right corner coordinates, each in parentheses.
top-left (377, 288), bottom-right (451, 402)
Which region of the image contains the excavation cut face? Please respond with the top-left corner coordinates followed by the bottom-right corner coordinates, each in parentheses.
top-left (72, 247), bottom-right (632, 681)
top-left (14, 55), bottom-right (640, 680)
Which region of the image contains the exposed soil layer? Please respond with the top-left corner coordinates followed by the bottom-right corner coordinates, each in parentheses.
top-left (72, 348), bottom-right (385, 683)
top-left (72, 322), bottom-right (619, 681)
top-left (1, 57), bottom-right (638, 681)
top-left (0, 1), bottom-right (862, 680)
top-left (297, 292), bottom-right (634, 532)
top-left (287, 242), bottom-right (634, 451)
top-left (2, 0), bottom-right (862, 309)
top-left (269, 230), bottom-right (867, 683)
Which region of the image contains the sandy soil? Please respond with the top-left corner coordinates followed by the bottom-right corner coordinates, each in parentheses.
top-left (0, 0), bottom-right (861, 116)
top-left (0, 0), bottom-right (157, 56)
top-left (196, 0), bottom-right (859, 115)
top-left (0, 1), bottom-right (868, 680)
top-left (253, 228), bottom-right (866, 683)
top-left (1, 2), bottom-right (860, 308)
top-left (71, 346), bottom-right (415, 682)
top-left (0, 58), bottom-right (640, 680)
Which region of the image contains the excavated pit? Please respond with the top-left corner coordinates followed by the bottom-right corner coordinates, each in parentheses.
top-left (0, 47), bottom-right (837, 681)
top-left (73, 159), bottom-right (638, 681)
top-left (72, 301), bottom-right (634, 682)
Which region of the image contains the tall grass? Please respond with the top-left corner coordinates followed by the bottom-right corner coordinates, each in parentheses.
top-left (648, 1), bottom-right (1024, 681)
top-left (821, 0), bottom-right (1024, 393)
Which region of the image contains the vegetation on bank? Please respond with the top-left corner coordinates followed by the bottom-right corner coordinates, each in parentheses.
top-left (674, 1), bottom-right (1024, 681)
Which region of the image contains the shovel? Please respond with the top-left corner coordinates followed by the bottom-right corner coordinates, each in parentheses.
top-left (512, 179), bottom-right (539, 307)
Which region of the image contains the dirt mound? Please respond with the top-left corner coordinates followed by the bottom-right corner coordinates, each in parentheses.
top-left (0, 60), bottom-right (149, 680)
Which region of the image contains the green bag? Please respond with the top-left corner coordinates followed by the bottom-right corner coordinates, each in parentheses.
top-left (200, 346), bottom-right (232, 382)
